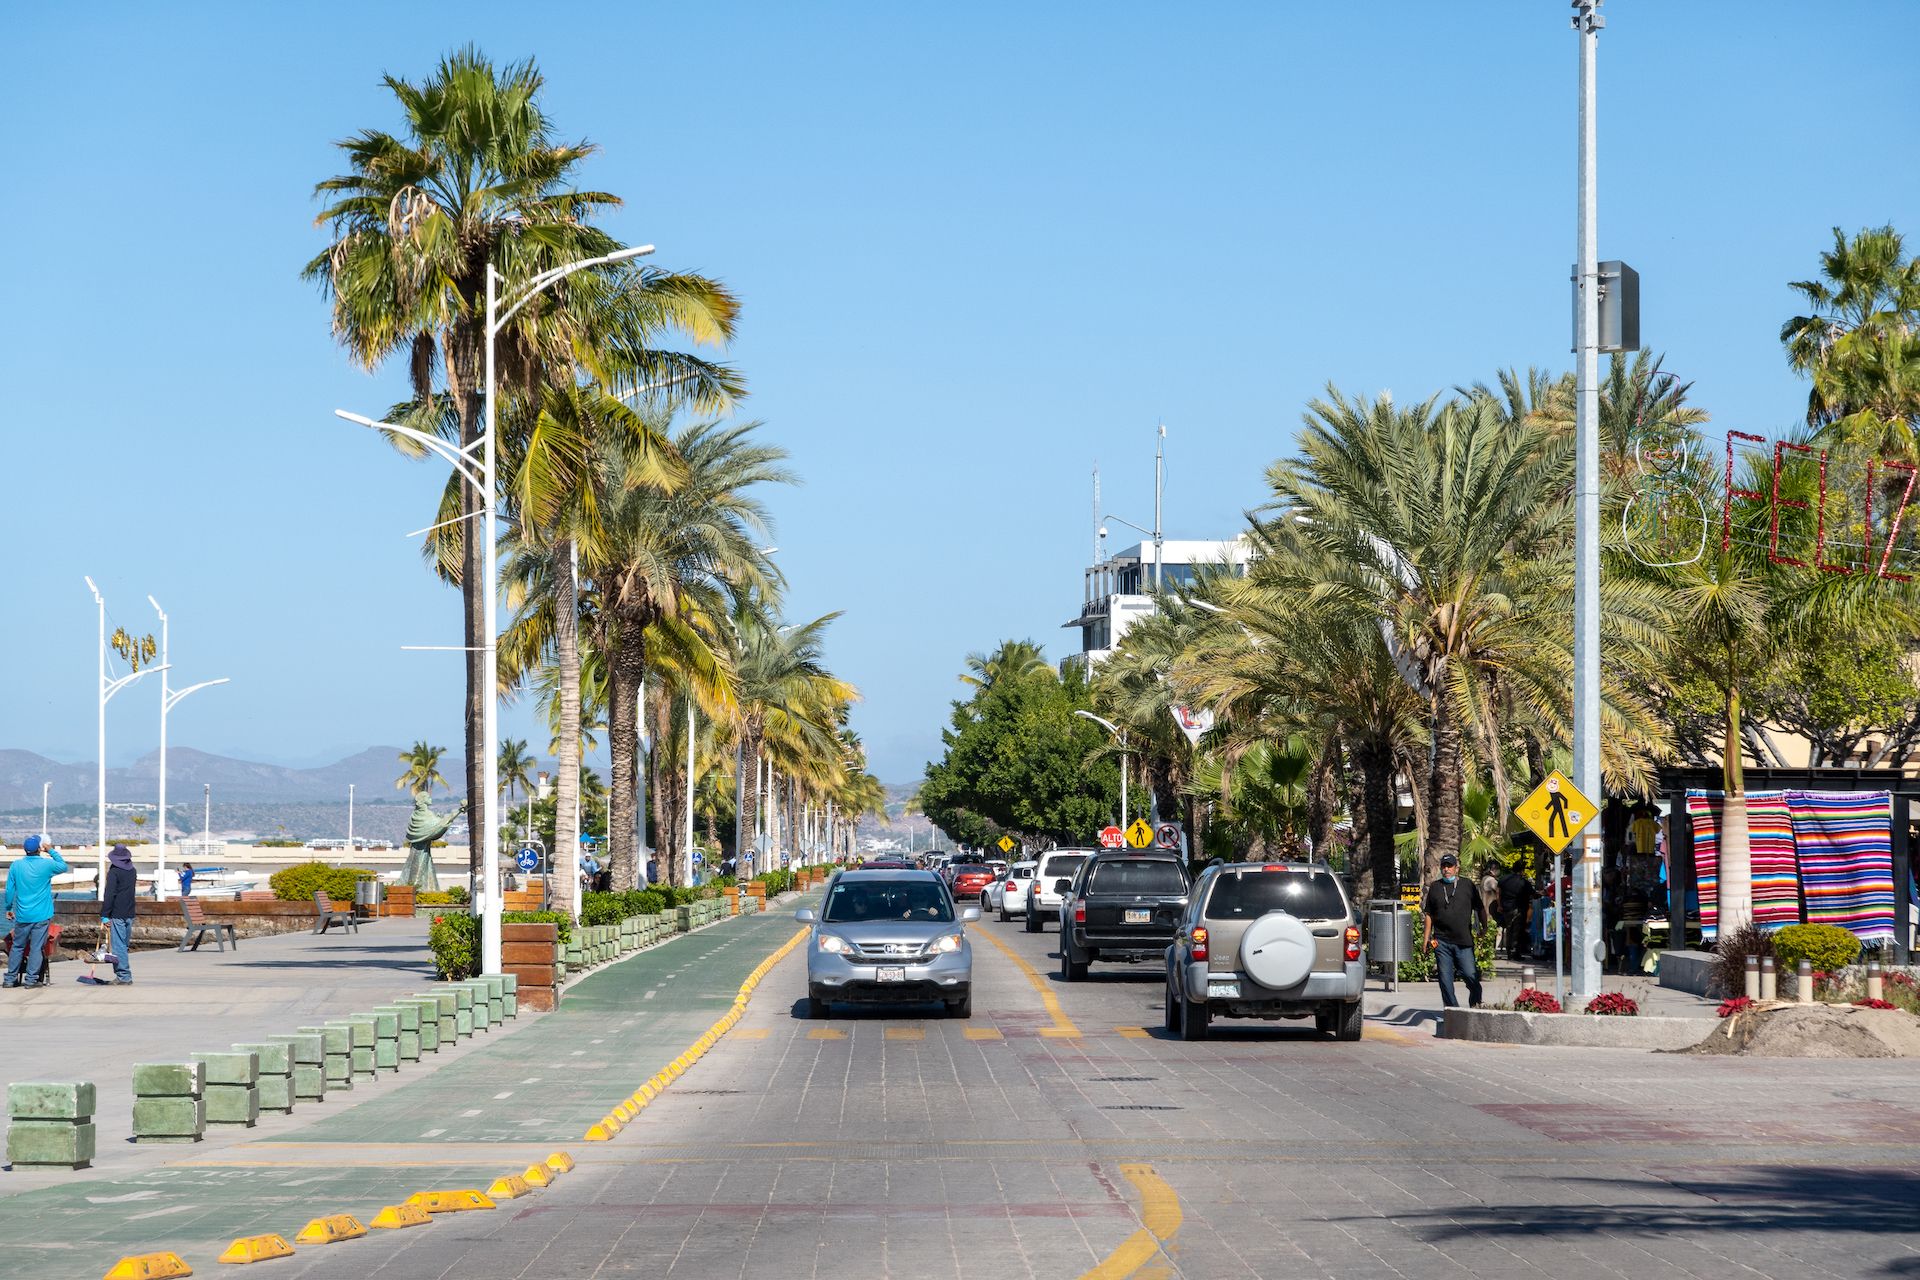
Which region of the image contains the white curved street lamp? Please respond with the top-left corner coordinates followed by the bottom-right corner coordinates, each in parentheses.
top-left (148, 596), bottom-right (228, 900)
top-left (84, 577), bottom-right (167, 891)
top-left (1074, 709), bottom-right (1129, 828)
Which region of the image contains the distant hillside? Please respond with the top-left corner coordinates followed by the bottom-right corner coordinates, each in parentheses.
top-left (0, 747), bottom-right (468, 809)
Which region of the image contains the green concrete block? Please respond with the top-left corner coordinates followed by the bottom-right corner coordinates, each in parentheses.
top-left (398, 1000), bottom-right (440, 1050)
top-left (504, 993), bottom-right (517, 1018)
top-left (298, 1025), bottom-right (350, 1055)
top-left (8, 1082), bottom-right (95, 1121)
top-left (373, 1040), bottom-right (399, 1070)
top-left (322, 1054), bottom-right (352, 1086)
top-left (350, 1047), bottom-right (375, 1079)
top-left (397, 1030), bottom-right (420, 1061)
top-left (376, 1003), bottom-right (420, 1033)
top-left (132, 1062), bottom-right (204, 1098)
top-left (449, 985), bottom-right (473, 1011)
top-left (480, 974), bottom-right (506, 1001)
top-left (291, 1064), bottom-right (326, 1101)
top-left (7, 1119), bottom-right (95, 1168)
top-left (257, 1074), bottom-right (295, 1113)
top-left (470, 998), bottom-right (491, 1031)
top-left (191, 1052), bottom-right (259, 1086)
top-left (269, 1032), bottom-right (323, 1065)
top-left (204, 1083), bottom-right (260, 1127)
top-left (132, 1096), bottom-right (204, 1141)
top-left (234, 1042), bottom-right (291, 1075)
top-left (454, 1008), bottom-right (474, 1037)
top-left (367, 1009), bottom-right (400, 1039)
top-left (333, 1017), bottom-right (375, 1049)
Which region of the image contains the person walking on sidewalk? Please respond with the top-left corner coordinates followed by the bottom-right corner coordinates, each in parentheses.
top-left (102, 845), bottom-right (137, 984)
top-left (5, 835), bottom-right (69, 988)
top-left (1422, 853), bottom-right (1487, 1010)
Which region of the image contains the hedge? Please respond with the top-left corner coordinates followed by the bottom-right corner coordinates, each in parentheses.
top-left (1771, 923), bottom-right (1863, 974)
top-left (269, 861), bottom-right (376, 903)
top-left (427, 909), bottom-right (573, 980)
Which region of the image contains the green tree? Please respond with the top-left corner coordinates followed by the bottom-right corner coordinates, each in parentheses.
top-left (397, 741), bottom-right (448, 797)
top-left (497, 738), bottom-right (535, 811)
top-left (1781, 225), bottom-right (1920, 434)
top-left (959, 640), bottom-right (1053, 691)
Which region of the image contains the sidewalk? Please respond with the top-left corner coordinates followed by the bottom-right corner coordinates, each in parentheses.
top-left (1365, 966), bottom-right (1719, 1036)
top-left (0, 902), bottom-right (808, 1280)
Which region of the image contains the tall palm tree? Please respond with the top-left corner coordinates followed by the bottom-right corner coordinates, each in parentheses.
top-left (1782, 225), bottom-right (1920, 426)
top-left (497, 738), bottom-right (535, 814)
top-left (959, 640), bottom-right (1053, 691)
top-left (734, 607), bottom-right (856, 865)
top-left (396, 741), bottom-right (448, 797)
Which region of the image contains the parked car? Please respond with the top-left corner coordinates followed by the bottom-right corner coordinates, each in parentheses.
top-left (984, 860), bottom-right (1036, 920)
top-left (797, 869), bottom-right (978, 1017)
top-left (949, 863), bottom-right (996, 900)
top-left (1024, 849), bottom-right (1093, 932)
top-left (1162, 861), bottom-right (1364, 1042)
top-left (1056, 850), bottom-right (1190, 980)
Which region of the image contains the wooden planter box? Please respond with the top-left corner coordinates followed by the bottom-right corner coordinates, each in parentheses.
top-left (502, 921), bottom-right (560, 1011)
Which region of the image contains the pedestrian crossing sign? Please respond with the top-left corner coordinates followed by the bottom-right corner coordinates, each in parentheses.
top-left (1124, 818), bottom-right (1155, 849)
top-left (997, 835), bottom-right (1016, 854)
top-left (1514, 770), bottom-right (1597, 856)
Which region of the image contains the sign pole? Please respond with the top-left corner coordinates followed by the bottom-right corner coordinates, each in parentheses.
top-left (1555, 849), bottom-right (1566, 1010)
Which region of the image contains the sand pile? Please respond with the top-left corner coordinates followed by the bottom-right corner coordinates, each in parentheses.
top-left (1687, 1003), bottom-right (1920, 1058)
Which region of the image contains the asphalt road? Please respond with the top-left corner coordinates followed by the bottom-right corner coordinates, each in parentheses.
top-left (258, 901), bottom-right (1920, 1280)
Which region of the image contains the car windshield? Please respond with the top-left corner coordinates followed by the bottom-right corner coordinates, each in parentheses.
top-left (1088, 859), bottom-right (1187, 895)
top-left (1205, 869), bottom-right (1347, 921)
top-left (822, 879), bottom-right (955, 923)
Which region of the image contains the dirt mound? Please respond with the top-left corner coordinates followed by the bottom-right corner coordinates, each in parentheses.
top-left (1686, 1003), bottom-right (1920, 1058)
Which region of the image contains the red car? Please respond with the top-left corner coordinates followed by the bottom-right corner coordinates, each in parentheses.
top-left (950, 864), bottom-right (996, 899)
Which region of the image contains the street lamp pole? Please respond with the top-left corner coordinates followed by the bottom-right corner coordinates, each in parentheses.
top-left (149, 597), bottom-right (228, 901)
top-left (348, 784), bottom-right (355, 851)
top-left (41, 782), bottom-right (49, 842)
top-left (85, 577), bottom-right (165, 892)
top-left (1153, 423), bottom-right (1165, 592)
top-left (1074, 710), bottom-right (1129, 828)
top-left (684, 692), bottom-right (697, 885)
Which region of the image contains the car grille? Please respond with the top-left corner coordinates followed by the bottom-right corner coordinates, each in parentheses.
top-left (850, 941), bottom-right (937, 963)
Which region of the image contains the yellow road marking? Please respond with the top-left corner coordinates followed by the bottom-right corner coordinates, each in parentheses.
top-left (962, 1027), bottom-right (1003, 1041)
top-left (735, 1028), bottom-right (771, 1040)
top-left (884, 1027), bottom-right (924, 1041)
top-left (1363, 1025), bottom-right (1417, 1047)
top-left (1114, 1026), bottom-right (1151, 1039)
top-left (975, 927), bottom-right (1083, 1038)
top-left (1079, 1163), bottom-right (1182, 1280)
top-left (807, 1028), bottom-right (846, 1040)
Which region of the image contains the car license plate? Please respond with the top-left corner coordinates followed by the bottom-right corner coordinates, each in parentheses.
top-left (877, 966), bottom-right (905, 982)
top-left (1125, 909), bottom-right (1150, 924)
top-left (1208, 980), bottom-right (1241, 999)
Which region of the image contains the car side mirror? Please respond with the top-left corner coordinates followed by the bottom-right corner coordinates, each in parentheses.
top-left (1054, 879), bottom-right (1073, 894)
top-left (793, 908), bottom-right (817, 923)
top-left (961, 907), bottom-right (980, 922)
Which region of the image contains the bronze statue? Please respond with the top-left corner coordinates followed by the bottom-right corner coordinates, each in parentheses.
top-left (403, 794), bottom-right (466, 892)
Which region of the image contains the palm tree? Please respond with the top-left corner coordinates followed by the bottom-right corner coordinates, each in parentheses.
top-left (1781, 225), bottom-right (1920, 426)
top-left (497, 738), bottom-right (535, 815)
top-left (396, 741), bottom-right (448, 797)
top-left (306, 47), bottom-right (742, 878)
top-left (959, 640), bottom-right (1053, 691)
top-left (734, 607), bottom-right (857, 870)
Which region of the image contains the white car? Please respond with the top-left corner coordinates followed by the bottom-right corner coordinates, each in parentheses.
top-left (1023, 849), bottom-right (1094, 933)
top-left (984, 861), bottom-right (1036, 921)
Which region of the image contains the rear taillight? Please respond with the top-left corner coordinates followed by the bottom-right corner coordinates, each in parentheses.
top-left (1190, 926), bottom-right (1209, 962)
top-left (1344, 925), bottom-right (1361, 962)
top-left (1073, 900), bottom-right (1086, 924)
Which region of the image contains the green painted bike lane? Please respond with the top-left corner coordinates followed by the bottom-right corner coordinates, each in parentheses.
top-left (0, 904), bottom-right (809, 1280)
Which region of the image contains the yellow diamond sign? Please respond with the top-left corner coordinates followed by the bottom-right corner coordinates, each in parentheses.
top-left (1124, 818), bottom-right (1155, 849)
top-left (997, 835), bottom-right (1016, 854)
top-left (1514, 770), bottom-right (1597, 856)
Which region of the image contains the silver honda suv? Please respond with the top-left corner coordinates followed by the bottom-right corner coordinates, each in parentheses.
top-left (797, 869), bottom-right (979, 1018)
top-left (1164, 861), bottom-right (1364, 1041)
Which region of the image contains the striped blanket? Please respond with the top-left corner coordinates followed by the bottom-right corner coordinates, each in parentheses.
top-left (1785, 790), bottom-right (1896, 944)
top-left (1684, 790), bottom-right (1799, 939)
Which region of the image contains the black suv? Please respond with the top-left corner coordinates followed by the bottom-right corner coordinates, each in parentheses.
top-left (1055, 850), bottom-right (1190, 980)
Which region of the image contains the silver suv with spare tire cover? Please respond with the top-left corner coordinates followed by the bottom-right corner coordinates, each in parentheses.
top-left (1164, 861), bottom-right (1364, 1041)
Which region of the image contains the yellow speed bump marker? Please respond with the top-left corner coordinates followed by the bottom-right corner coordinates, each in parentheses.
top-left (485, 1174), bottom-right (533, 1200)
top-left (293, 1215), bottom-right (367, 1245)
top-left (102, 1253), bottom-right (193, 1280)
top-left (522, 1163), bottom-right (554, 1188)
top-left (217, 1233), bottom-right (295, 1264)
top-left (546, 1151), bottom-right (575, 1174)
top-left (404, 1190), bottom-right (495, 1213)
top-left (584, 1122), bottom-right (613, 1141)
top-left (368, 1204), bottom-right (431, 1230)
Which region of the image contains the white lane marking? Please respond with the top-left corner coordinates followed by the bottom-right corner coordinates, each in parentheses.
top-left (521, 1077), bottom-right (542, 1084)
top-left (421, 1128), bottom-right (446, 1138)
top-left (460, 1109), bottom-right (482, 1117)
top-left (494, 1091), bottom-right (513, 1099)
top-left (570, 1050), bottom-right (586, 1056)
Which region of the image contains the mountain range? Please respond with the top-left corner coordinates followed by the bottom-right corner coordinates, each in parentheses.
top-left (0, 747), bottom-right (466, 809)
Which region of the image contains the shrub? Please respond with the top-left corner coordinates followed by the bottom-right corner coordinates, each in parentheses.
top-left (1772, 924), bottom-right (1863, 975)
top-left (579, 892), bottom-right (626, 928)
top-left (1584, 992), bottom-right (1640, 1016)
top-left (417, 891), bottom-right (460, 905)
top-left (269, 861), bottom-right (376, 903)
top-left (1717, 995), bottom-right (1757, 1018)
top-left (445, 885), bottom-right (469, 904)
top-left (1709, 923), bottom-right (1775, 998)
top-left (1855, 997), bottom-right (1897, 1010)
top-left (1513, 987), bottom-right (1562, 1013)
top-left (620, 889), bottom-right (666, 916)
top-left (1395, 909), bottom-right (1498, 983)
top-left (428, 913), bottom-right (477, 979)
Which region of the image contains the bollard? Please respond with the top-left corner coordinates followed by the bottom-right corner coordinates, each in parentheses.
top-left (479, 974), bottom-right (506, 1023)
top-left (327, 1018), bottom-right (378, 1081)
top-left (193, 1051), bottom-right (261, 1128)
top-left (396, 998), bottom-right (440, 1053)
top-left (269, 1033), bottom-right (326, 1103)
top-left (365, 1009), bottom-right (402, 1071)
top-left (302, 1024), bottom-right (353, 1093)
top-left (1521, 967), bottom-right (1536, 989)
top-left (415, 990), bottom-right (459, 1043)
top-left (460, 980), bottom-right (492, 1031)
top-left (501, 973), bottom-right (519, 1018)
top-left (7, 1082), bottom-right (96, 1169)
top-left (132, 1062), bottom-right (206, 1144)
top-left (376, 1004), bottom-right (422, 1061)
top-left (1868, 961), bottom-right (1885, 1002)
top-left (449, 983), bottom-right (476, 1036)
top-left (1798, 958), bottom-right (1815, 1004)
top-left (1760, 955), bottom-right (1777, 1002)
top-left (238, 1042), bottom-right (296, 1114)
top-left (1744, 955), bottom-right (1760, 1001)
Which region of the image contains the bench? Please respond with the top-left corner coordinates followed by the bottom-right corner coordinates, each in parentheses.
top-left (178, 897), bottom-right (238, 952)
top-left (312, 890), bottom-right (359, 935)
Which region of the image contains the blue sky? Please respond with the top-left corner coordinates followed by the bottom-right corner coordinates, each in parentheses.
top-left (5, 2), bottom-right (1917, 784)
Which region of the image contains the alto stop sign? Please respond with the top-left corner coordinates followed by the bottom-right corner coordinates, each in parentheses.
top-left (1098, 825), bottom-right (1124, 849)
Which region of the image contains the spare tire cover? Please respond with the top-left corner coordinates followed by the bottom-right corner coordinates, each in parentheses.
top-left (1239, 912), bottom-right (1316, 990)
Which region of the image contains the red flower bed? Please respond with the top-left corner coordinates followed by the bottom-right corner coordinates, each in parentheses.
top-left (1513, 987), bottom-right (1562, 1013)
top-left (1584, 992), bottom-right (1640, 1017)
top-left (1855, 997), bottom-right (1897, 1010)
top-left (1717, 996), bottom-right (1758, 1018)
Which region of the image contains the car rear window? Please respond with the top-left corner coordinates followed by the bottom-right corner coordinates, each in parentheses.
top-left (1087, 859), bottom-right (1188, 895)
top-left (1039, 854), bottom-right (1087, 879)
top-left (952, 865), bottom-right (989, 877)
top-left (1011, 866), bottom-right (1034, 880)
top-left (1205, 869), bottom-right (1347, 921)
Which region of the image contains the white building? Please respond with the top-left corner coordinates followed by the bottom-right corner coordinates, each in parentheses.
top-left (1064, 537), bottom-right (1252, 664)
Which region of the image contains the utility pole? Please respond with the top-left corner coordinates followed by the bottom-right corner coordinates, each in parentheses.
top-left (1570, 0), bottom-right (1605, 1001)
top-left (348, 784), bottom-right (355, 850)
top-left (1153, 424), bottom-right (1166, 592)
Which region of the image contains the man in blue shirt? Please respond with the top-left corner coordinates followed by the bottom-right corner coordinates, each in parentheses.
top-left (5, 835), bottom-right (70, 988)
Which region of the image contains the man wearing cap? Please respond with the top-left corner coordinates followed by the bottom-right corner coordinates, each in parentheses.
top-left (1421, 852), bottom-right (1488, 1011)
top-left (5, 836), bottom-right (70, 988)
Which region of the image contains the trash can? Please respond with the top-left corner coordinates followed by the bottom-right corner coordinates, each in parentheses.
top-left (1367, 900), bottom-right (1415, 991)
top-left (355, 877), bottom-right (381, 918)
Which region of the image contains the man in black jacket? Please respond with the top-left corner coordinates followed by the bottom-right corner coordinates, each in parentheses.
top-left (101, 845), bottom-right (137, 984)
top-left (1422, 853), bottom-right (1488, 1009)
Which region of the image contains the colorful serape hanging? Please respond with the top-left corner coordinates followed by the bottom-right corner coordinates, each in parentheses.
top-left (1785, 790), bottom-right (1896, 944)
top-left (1684, 790), bottom-right (1797, 939)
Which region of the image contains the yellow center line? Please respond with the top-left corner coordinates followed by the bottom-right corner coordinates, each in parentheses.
top-left (962, 1027), bottom-right (1003, 1041)
top-left (735, 1028), bottom-right (771, 1040)
top-left (1114, 1026), bottom-right (1151, 1040)
top-left (975, 927), bottom-right (1082, 1038)
top-left (883, 1027), bottom-right (924, 1041)
top-left (807, 1027), bottom-right (846, 1040)
top-left (1080, 1162), bottom-right (1182, 1280)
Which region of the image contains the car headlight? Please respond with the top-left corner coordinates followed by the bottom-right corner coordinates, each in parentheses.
top-left (933, 932), bottom-right (964, 954)
top-left (817, 934), bottom-right (854, 954)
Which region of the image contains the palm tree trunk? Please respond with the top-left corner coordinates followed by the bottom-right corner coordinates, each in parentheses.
top-left (1425, 693), bottom-right (1465, 889)
top-left (607, 627), bottom-right (645, 888)
top-left (1356, 741), bottom-right (1398, 906)
top-left (551, 540), bottom-right (581, 914)
top-left (444, 322), bottom-right (488, 889)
